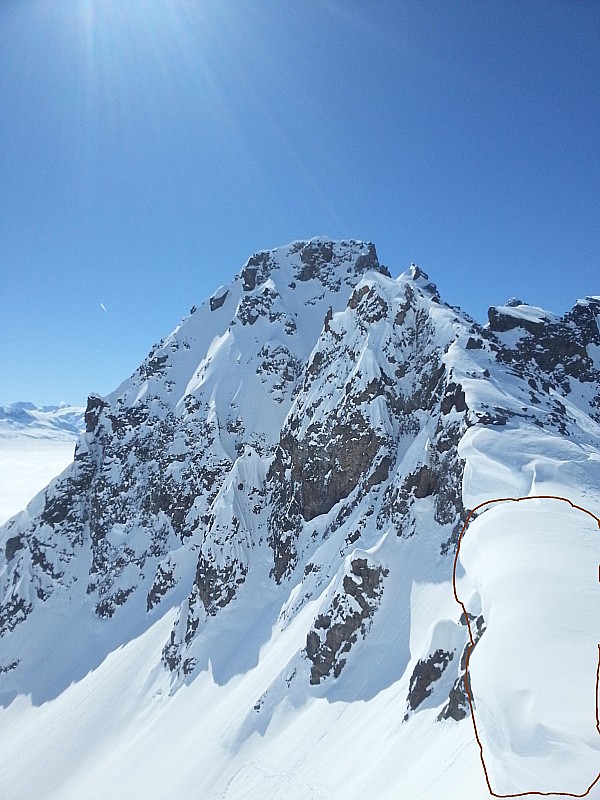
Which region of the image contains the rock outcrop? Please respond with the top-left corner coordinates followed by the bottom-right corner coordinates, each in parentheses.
top-left (1, 238), bottom-right (599, 731)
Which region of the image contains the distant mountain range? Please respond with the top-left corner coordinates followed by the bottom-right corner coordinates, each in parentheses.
top-left (0, 402), bottom-right (85, 439)
top-left (0, 239), bottom-right (598, 799)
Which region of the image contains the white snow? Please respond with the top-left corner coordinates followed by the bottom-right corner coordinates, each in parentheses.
top-left (0, 403), bottom-right (84, 524)
top-left (492, 303), bottom-right (558, 325)
top-left (458, 498), bottom-right (600, 795)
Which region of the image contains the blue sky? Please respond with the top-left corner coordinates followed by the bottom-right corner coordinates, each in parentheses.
top-left (1, 0), bottom-right (598, 407)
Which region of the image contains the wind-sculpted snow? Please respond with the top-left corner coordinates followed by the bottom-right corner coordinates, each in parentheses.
top-left (457, 498), bottom-right (600, 795)
top-left (0, 240), bottom-right (599, 799)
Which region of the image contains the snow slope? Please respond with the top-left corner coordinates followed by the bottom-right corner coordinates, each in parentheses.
top-left (458, 498), bottom-right (600, 796)
top-left (0, 240), bottom-right (599, 799)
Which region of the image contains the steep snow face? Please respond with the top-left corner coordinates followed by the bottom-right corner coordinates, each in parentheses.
top-left (0, 242), bottom-right (599, 800)
top-left (162, 263), bottom-right (476, 697)
top-left (0, 403), bottom-right (84, 525)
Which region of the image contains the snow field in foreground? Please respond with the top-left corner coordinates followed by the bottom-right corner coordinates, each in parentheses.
top-left (0, 534), bottom-right (492, 800)
top-left (458, 499), bottom-right (600, 796)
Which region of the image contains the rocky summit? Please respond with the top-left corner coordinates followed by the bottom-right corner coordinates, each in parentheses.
top-left (1, 239), bottom-right (599, 800)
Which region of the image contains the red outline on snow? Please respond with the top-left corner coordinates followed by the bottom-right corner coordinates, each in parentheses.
top-left (452, 495), bottom-right (600, 798)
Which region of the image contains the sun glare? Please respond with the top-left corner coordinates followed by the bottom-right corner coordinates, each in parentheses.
top-left (73, 1), bottom-right (247, 142)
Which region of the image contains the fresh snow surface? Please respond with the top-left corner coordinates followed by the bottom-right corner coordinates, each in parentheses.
top-left (491, 303), bottom-right (559, 325)
top-left (0, 549), bottom-right (489, 800)
top-left (459, 499), bottom-right (600, 796)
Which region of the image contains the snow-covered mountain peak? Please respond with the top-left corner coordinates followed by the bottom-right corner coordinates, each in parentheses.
top-left (107, 238), bottom-right (390, 415)
top-left (479, 294), bottom-right (600, 419)
top-left (231, 237), bottom-right (390, 301)
top-left (398, 263), bottom-right (440, 299)
top-left (1, 243), bottom-right (599, 799)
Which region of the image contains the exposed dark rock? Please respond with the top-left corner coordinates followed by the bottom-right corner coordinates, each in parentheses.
top-left (299, 423), bottom-right (383, 522)
top-left (296, 241), bottom-right (388, 286)
top-left (384, 422), bottom-right (466, 539)
top-left (488, 306), bottom-right (545, 336)
top-left (305, 559), bottom-right (388, 685)
top-left (95, 587), bottom-right (135, 619)
top-left (348, 284), bottom-right (370, 310)
top-left (39, 465), bottom-right (95, 542)
top-left (85, 394), bottom-right (109, 433)
top-left (242, 267), bottom-right (258, 291)
top-left (364, 455), bottom-right (392, 492)
top-left (404, 465), bottom-right (438, 499)
top-left (209, 291), bottom-right (228, 311)
top-left (266, 434), bottom-right (303, 584)
top-left (256, 344), bottom-right (302, 400)
top-left (297, 241), bottom-right (334, 281)
top-left (269, 531), bottom-right (298, 584)
top-left (355, 244), bottom-right (389, 276)
top-left (408, 265), bottom-right (441, 300)
top-left (268, 407), bottom-right (386, 560)
top-left (195, 552), bottom-right (248, 616)
top-left (144, 354), bottom-right (169, 378)
top-left (239, 250), bottom-right (276, 292)
top-left (162, 630), bottom-right (181, 672)
top-left (0, 594), bottom-right (33, 636)
top-left (5, 536), bottom-right (24, 562)
top-left (182, 658), bottom-right (196, 676)
top-left (437, 676), bottom-right (470, 721)
top-left (394, 296), bottom-right (412, 326)
top-left (237, 287), bottom-right (281, 326)
top-left (438, 615), bottom-right (486, 721)
top-left (433, 455), bottom-right (465, 527)
top-left (407, 649), bottom-right (454, 711)
top-left (441, 383), bottom-right (466, 415)
top-left (358, 291), bottom-right (390, 324)
top-left (488, 298), bottom-right (600, 416)
top-left (435, 422), bottom-right (461, 453)
top-left (476, 408), bottom-right (509, 426)
top-left (147, 563), bottom-right (176, 611)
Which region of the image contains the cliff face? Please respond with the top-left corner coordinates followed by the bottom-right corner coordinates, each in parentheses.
top-left (1, 240), bottom-right (599, 799)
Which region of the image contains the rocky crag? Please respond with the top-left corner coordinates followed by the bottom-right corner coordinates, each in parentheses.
top-left (1, 237), bottom-right (599, 735)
